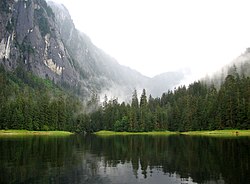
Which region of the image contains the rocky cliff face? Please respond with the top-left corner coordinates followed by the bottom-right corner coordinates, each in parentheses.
top-left (0, 0), bottom-right (79, 87)
top-left (48, 1), bottom-right (187, 98)
top-left (0, 0), bottom-right (148, 99)
top-left (48, 1), bottom-right (150, 96)
top-left (0, 0), bottom-right (185, 100)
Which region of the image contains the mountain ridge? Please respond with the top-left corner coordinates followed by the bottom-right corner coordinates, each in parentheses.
top-left (3, 0), bottom-right (249, 101)
top-left (0, 0), bottom-right (186, 100)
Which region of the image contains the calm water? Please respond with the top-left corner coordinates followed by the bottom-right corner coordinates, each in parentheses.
top-left (0, 134), bottom-right (249, 184)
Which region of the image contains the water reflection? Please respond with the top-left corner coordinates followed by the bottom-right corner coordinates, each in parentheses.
top-left (0, 135), bottom-right (249, 184)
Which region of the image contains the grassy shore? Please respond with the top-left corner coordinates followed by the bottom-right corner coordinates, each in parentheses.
top-left (0, 130), bottom-right (74, 136)
top-left (180, 130), bottom-right (250, 137)
top-left (94, 130), bottom-right (177, 136)
top-left (94, 130), bottom-right (250, 137)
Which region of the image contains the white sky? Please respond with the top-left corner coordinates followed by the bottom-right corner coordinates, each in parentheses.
top-left (51, 0), bottom-right (250, 79)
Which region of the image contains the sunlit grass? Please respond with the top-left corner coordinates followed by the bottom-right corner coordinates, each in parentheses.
top-left (181, 130), bottom-right (250, 137)
top-left (94, 130), bottom-right (177, 136)
top-left (94, 130), bottom-right (250, 137)
top-left (0, 130), bottom-right (74, 136)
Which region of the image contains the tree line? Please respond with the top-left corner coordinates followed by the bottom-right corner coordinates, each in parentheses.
top-left (82, 66), bottom-right (250, 132)
top-left (0, 66), bottom-right (82, 131)
top-left (0, 65), bottom-right (249, 132)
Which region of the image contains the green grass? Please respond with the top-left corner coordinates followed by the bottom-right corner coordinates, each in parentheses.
top-left (0, 130), bottom-right (74, 136)
top-left (94, 130), bottom-right (250, 137)
top-left (94, 130), bottom-right (177, 136)
top-left (180, 130), bottom-right (250, 137)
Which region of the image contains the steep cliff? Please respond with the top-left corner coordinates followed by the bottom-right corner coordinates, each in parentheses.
top-left (0, 0), bottom-right (79, 87)
top-left (0, 0), bottom-right (185, 100)
top-left (48, 1), bottom-right (187, 98)
top-left (0, 0), bottom-right (148, 99)
top-left (48, 1), bottom-right (150, 97)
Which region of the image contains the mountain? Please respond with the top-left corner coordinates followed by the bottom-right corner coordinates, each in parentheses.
top-left (47, 1), bottom-right (187, 98)
top-left (47, 1), bottom-right (150, 100)
top-left (204, 48), bottom-right (250, 88)
top-left (148, 71), bottom-right (188, 96)
top-left (0, 0), bottom-right (249, 133)
top-left (0, 0), bottom-right (185, 100)
top-left (0, 0), bottom-right (79, 85)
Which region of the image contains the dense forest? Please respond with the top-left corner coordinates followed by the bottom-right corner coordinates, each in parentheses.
top-left (0, 65), bottom-right (249, 132)
top-left (0, 65), bottom-right (83, 132)
top-left (85, 66), bottom-right (250, 132)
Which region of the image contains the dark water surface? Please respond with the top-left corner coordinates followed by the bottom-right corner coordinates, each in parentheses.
top-left (0, 134), bottom-right (249, 184)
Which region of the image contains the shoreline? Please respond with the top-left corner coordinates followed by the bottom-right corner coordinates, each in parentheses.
top-left (180, 130), bottom-right (250, 137)
top-left (94, 130), bottom-right (250, 137)
top-left (1, 129), bottom-right (249, 137)
top-left (0, 130), bottom-right (74, 136)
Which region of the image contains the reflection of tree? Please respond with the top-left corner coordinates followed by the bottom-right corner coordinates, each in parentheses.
top-left (0, 136), bottom-right (107, 184)
top-left (87, 135), bottom-right (250, 184)
top-left (1, 135), bottom-right (249, 184)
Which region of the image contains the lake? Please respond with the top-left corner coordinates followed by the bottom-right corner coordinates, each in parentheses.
top-left (0, 134), bottom-right (249, 184)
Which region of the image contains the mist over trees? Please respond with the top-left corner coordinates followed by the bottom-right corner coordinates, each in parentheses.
top-left (75, 64), bottom-right (250, 133)
top-left (84, 67), bottom-right (249, 132)
top-left (0, 0), bottom-right (249, 133)
top-left (203, 49), bottom-right (250, 89)
top-left (0, 64), bottom-right (249, 133)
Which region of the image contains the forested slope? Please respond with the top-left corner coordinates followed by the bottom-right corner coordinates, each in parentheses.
top-left (0, 65), bottom-right (83, 131)
top-left (1, 63), bottom-right (249, 132)
top-left (0, 0), bottom-right (249, 133)
top-left (82, 66), bottom-right (250, 132)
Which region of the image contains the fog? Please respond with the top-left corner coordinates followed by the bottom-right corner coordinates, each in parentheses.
top-left (51, 0), bottom-right (250, 83)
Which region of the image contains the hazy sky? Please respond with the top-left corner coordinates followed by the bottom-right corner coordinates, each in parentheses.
top-left (51, 0), bottom-right (250, 79)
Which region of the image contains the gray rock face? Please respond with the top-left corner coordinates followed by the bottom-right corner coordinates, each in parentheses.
top-left (48, 1), bottom-right (149, 92)
top-left (0, 0), bottom-right (185, 100)
top-left (0, 0), bottom-right (79, 86)
top-left (48, 1), bottom-right (186, 98)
